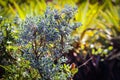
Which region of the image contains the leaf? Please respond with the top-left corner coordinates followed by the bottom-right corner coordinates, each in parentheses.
top-left (13, 2), bottom-right (25, 19)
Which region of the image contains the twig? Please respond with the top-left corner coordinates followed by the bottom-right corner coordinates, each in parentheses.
top-left (78, 57), bottom-right (93, 68)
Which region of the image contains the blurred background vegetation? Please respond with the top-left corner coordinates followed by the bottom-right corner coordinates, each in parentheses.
top-left (0, 0), bottom-right (119, 37)
top-left (0, 0), bottom-right (120, 80)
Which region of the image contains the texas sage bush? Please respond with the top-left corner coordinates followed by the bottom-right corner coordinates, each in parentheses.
top-left (18, 6), bottom-right (81, 80)
top-left (0, 16), bottom-right (41, 80)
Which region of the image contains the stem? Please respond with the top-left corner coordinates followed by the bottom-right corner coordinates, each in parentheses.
top-left (78, 57), bottom-right (93, 68)
top-left (32, 26), bottom-right (38, 58)
top-left (60, 34), bottom-right (64, 53)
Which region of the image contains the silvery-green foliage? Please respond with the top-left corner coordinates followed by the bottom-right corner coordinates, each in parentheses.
top-left (14, 15), bottom-right (22, 25)
top-left (19, 6), bottom-right (81, 80)
top-left (0, 16), bottom-right (3, 44)
top-left (0, 31), bottom-right (3, 43)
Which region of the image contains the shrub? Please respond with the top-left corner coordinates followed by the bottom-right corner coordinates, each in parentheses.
top-left (0, 16), bottom-right (16, 65)
top-left (18, 6), bottom-right (81, 80)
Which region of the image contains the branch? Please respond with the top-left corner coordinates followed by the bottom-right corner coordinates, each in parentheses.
top-left (78, 57), bottom-right (93, 68)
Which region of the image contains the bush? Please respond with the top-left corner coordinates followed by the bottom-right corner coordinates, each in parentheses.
top-left (17, 6), bottom-right (81, 80)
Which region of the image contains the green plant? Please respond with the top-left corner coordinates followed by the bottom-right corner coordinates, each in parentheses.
top-left (0, 16), bottom-right (16, 65)
top-left (18, 6), bottom-right (81, 80)
top-left (98, 1), bottom-right (120, 37)
top-left (1, 57), bottom-right (40, 80)
top-left (0, 16), bottom-right (41, 80)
